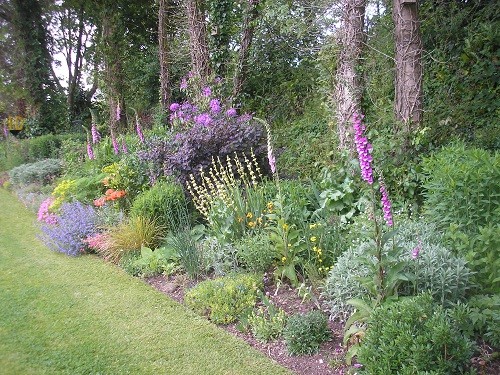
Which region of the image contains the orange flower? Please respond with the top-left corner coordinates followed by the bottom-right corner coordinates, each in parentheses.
top-left (105, 188), bottom-right (114, 196)
top-left (93, 197), bottom-right (106, 207)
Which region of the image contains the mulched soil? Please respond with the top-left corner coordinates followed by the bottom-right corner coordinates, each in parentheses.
top-left (146, 273), bottom-right (499, 375)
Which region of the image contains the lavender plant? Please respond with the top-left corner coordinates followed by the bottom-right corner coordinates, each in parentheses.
top-left (39, 201), bottom-right (99, 256)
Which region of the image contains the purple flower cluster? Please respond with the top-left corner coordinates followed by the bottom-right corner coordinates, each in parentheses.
top-left (209, 99), bottom-right (221, 113)
top-left (87, 142), bottom-right (95, 160)
top-left (379, 182), bottom-right (393, 227)
top-left (411, 240), bottom-right (422, 259)
top-left (40, 201), bottom-right (99, 256)
top-left (121, 137), bottom-right (128, 154)
top-left (353, 113), bottom-right (374, 185)
top-left (91, 123), bottom-right (101, 144)
top-left (111, 132), bottom-right (119, 155)
top-left (194, 113), bottom-right (212, 127)
top-left (136, 117), bottom-right (145, 144)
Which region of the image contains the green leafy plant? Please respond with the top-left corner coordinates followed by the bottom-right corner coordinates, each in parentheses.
top-left (124, 245), bottom-right (179, 278)
top-left (184, 273), bottom-right (262, 324)
top-left (130, 179), bottom-right (187, 231)
top-left (282, 310), bottom-right (330, 355)
top-left (164, 225), bottom-right (205, 279)
top-left (357, 294), bottom-right (474, 375)
top-left (199, 236), bottom-right (239, 276)
top-left (8, 159), bottom-right (62, 186)
top-left (235, 232), bottom-right (277, 273)
top-left (248, 292), bottom-right (287, 343)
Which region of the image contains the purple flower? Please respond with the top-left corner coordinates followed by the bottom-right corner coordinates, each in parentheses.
top-left (37, 197), bottom-right (58, 225)
top-left (2, 123), bottom-right (9, 139)
top-left (180, 77), bottom-right (188, 90)
top-left (412, 240), bottom-right (422, 259)
top-left (226, 108), bottom-right (237, 117)
top-left (202, 86), bottom-right (212, 97)
top-left (87, 142), bottom-right (95, 160)
top-left (353, 113), bottom-right (374, 185)
top-left (209, 99), bottom-right (221, 113)
top-left (268, 149), bottom-right (276, 174)
top-left (91, 123), bottom-right (101, 144)
top-left (170, 102), bottom-right (181, 112)
top-left (194, 113), bottom-right (212, 127)
top-left (353, 363), bottom-right (363, 368)
top-left (379, 183), bottom-right (393, 227)
top-left (111, 132), bottom-right (120, 155)
top-left (121, 137), bottom-right (128, 154)
top-left (136, 118), bottom-right (145, 143)
top-left (116, 101), bottom-right (121, 121)
top-left (214, 76), bottom-right (222, 84)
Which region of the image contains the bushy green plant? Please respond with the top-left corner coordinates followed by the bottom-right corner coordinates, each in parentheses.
top-left (422, 143), bottom-right (499, 233)
top-left (164, 225), bottom-right (205, 279)
top-left (130, 180), bottom-right (187, 230)
top-left (0, 138), bottom-right (29, 172)
top-left (235, 232), bottom-right (277, 273)
top-left (282, 310), bottom-right (330, 355)
top-left (199, 236), bottom-right (239, 276)
top-left (184, 273), bottom-right (262, 324)
top-left (8, 159), bottom-right (62, 185)
top-left (248, 293), bottom-right (287, 343)
top-left (26, 134), bottom-right (63, 161)
top-left (121, 245), bottom-right (179, 278)
top-left (358, 294), bottom-right (474, 374)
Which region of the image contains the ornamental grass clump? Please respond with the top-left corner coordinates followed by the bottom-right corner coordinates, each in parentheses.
top-left (40, 201), bottom-right (99, 256)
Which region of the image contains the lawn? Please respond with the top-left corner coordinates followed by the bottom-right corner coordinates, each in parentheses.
top-left (0, 188), bottom-right (290, 375)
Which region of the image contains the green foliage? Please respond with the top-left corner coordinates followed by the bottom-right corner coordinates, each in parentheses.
top-left (282, 310), bottom-right (330, 355)
top-left (0, 139), bottom-right (29, 172)
top-left (184, 273), bottom-right (262, 324)
top-left (445, 223), bottom-right (500, 294)
top-left (8, 159), bottom-right (62, 186)
top-left (235, 232), bottom-right (277, 273)
top-left (130, 180), bottom-right (187, 230)
top-left (164, 225), bottom-right (205, 280)
top-left (121, 246), bottom-right (179, 278)
top-left (248, 293), bottom-right (287, 343)
top-left (422, 143), bottom-right (500, 233)
top-left (358, 294), bottom-right (474, 375)
top-left (199, 236), bottom-right (239, 276)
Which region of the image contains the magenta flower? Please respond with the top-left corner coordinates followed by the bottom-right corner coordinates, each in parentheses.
top-left (353, 113), bottom-right (374, 185)
top-left (91, 123), bottom-right (101, 144)
top-left (202, 86), bottom-right (212, 97)
top-left (194, 113), bottom-right (212, 127)
top-left (121, 137), bottom-right (128, 154)
top-left (115, 101), bottom-right (121, 121)
top-left (180, 77), bottom-right (188, 90)
top-left (169, 102), bottom-right (180, 112)
top-left (87, 142), bottom-right (95, 160)
top-left (37, 197), bottom-right (58, 225)
top-left (2, 124), bottom-right (8, 139)
top-left (268, 149), bottom-right (276, 174)
top-left (412, 240), bottom-right (422, 259)
top-left (209, 99), bottom-right (221, 113)
top-left (226, 108), bottom-right (237, 117)
top-left (379, 183), bottom-right (393, 227)
top-left (136, 118), bottom-right (144, 144)
top-left (111, 132), bottom-right (120, 155)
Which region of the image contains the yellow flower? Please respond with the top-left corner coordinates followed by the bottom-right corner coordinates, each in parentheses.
top-left (318, 258), bottom-right (322, 263)
top-left (237, 217), bottom-right (244, 223)
top-left (288, 243), bottom-right (292, 248)
top-left (246, 212), bottom-right (253, 219)
top-left (267, 202), bottom-right (274, 211)
top-left (281, 256), bottom-right (287, 263)
top-left (282, 223), bottom-right (289, 231)
top-left (310, 236), bottom-right (317, 242)
top-left (309, 223), bottom-right (317, 230)
top-left (257, 217), bottom-right (263, 225)
top-left (248, 221), bottom-right (256, 228)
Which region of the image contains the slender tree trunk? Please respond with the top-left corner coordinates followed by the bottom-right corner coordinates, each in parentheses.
top-left (158, 0), bottom-right (171, 113)
top-left (333, 0), bottom-right (367, 154)
top-left (185, 0), bottom-right (210, 83)
top-left (393, 0), bottom-right (423, 135)
top-left (67, 6), bottom-right (85, 122)
top-left (232, 0), bottom-right (260, 102)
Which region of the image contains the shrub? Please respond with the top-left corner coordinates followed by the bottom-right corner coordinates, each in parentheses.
top-left (235, 232), bottom-right (277, 273)
top-left (282, 310), bottom-right (330, 355)
top-left (358, 294), bottom-right (474, 374)
top-left (27, 134), bottom-right (63, 161)
top-left (199, 236), bottom-right (239, 276)
top-left (130, 180), bottom-right (187, 230)
top-left (40, 201), bottom-right (99, 256)
top-left (422, 143), bottom-right (500, 233)
top-left (163, 225), bottom-right (205, 279)
top-left (120, 246), bottom-right (179, 278)
top-left (8, 159), bottom-right (62, 185)
top-left (184, 273), bottom-right (262, 324)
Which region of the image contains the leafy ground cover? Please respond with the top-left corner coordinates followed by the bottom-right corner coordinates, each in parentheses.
top-left (0, 188), bottom-right (290, 375)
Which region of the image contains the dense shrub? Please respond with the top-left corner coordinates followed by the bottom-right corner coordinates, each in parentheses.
top-left (283, 310), bottom-right (330, 355)
top-left (199, 236), bottom-right (239, 276)
top-left (40, 201), bottom-right (99, 256)
top-left (130, 180), bottom-right (187, 230)
top-left (235, 232), bottom-right (277, 273)
top-left (0, 138), bottom-right (29, 172)
top-left (163, 226), bottom-right (205, 279)
top-left (9, 159), bottom-right (63, 185)
top-left (358, 294), bottom-right (474, 374)
top-left (27, 134), bottom-right (63, 161)
top-left (422, 143), bottom-right (499, 233)
top-left (184, 273), bottom-right (262, 324)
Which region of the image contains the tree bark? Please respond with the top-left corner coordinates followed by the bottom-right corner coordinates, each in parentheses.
top-left (158, 0), bottom-right (172, 113)
top-left (393, 0), bottom-right (423, 135)
top-left (333, 0), bottom-right (367, 154)
top-left (185, 0), bottom-right (210, 83)
top-left (232, 0), bottom-right (260, 102)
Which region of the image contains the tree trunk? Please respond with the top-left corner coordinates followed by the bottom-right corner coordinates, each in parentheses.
top-left (185, 0), bottom-right (210, 83)
top-left (333, 0), bottom-right (367, 154)
top-left (232, 0), bottom-right (260, 102)
top-left (393, 0), bottom-right (423, 135)
top-left (158, 0), bottom-right (171, 113)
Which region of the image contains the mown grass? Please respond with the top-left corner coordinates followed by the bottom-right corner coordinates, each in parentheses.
top-left (0, 188), bottom-right (290, 375)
